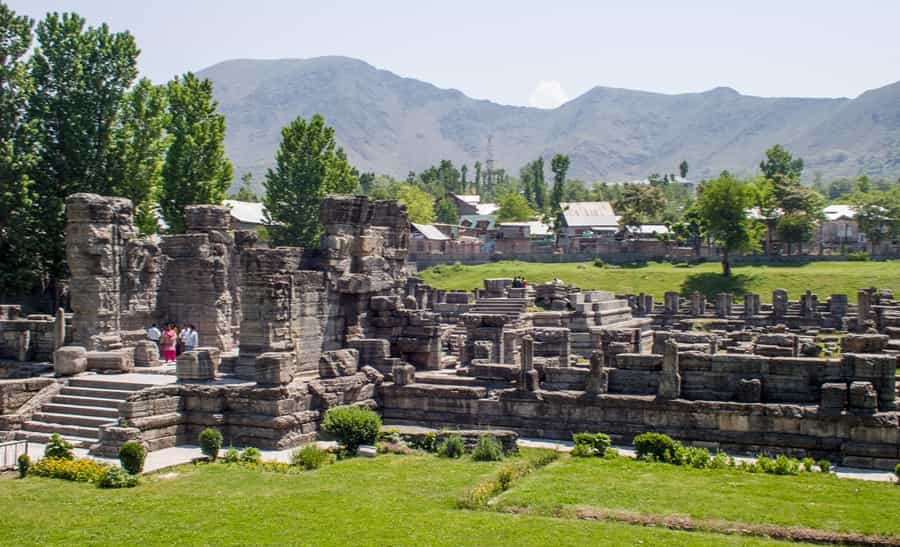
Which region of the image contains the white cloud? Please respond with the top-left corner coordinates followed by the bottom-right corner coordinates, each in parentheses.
top-left (528, 80), bottom-right (569, 109)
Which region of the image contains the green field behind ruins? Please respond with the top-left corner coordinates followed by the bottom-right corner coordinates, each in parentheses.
top-left (420, 260), bottom-right (900, 303)
top-left (4, 451), bottom-right (899, 545)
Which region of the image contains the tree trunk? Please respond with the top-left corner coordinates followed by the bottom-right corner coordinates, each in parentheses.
top-left (721, 249), bottom-right (731, 277)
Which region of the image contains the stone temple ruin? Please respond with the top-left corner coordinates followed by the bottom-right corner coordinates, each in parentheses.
top-left (1, 192), bottom-right (898, 470)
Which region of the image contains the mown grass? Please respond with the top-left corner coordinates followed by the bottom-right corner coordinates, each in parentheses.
top-left (496, 456), bottom-right (900, 537)
top-left (0, 453), bottom-right (793, 546)
top-left (419, 260), bottom-right (900, 303)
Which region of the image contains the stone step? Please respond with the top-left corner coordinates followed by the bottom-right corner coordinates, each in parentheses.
top-left (60, 386), bottom-right (136, 400)
top-left (41, 403), bottom-right (119, 419)
top-left (19, 421), bottom-right (100, 439)
top-left (31, 412), bottom-right (115, 428)
top-left (15, 430), bottom-right (96, 449)
top-left (67, 377), bottom-right (152, 392)
top-left (53, 394), bottom-right (123, 409)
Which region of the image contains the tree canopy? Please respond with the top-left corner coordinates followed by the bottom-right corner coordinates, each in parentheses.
top-left (263, 114), bottom-right (359, 247)
top-left (696, 172), bottom-right (760, 276)
top-left (397, 184), bottom-right (436, 224)
top-left (496, 192), bottom-right (536, 222)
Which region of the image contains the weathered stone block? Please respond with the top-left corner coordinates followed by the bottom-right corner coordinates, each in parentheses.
top-left (54, 346), bottom-right (88, 376)
top-left (848, 381), bottom-right (878, 412)
top-left (735, 378), bottom-right (762, 403)
top-left (841, 334), bottom-right (889, 354)
top-left (319, 349), bottom-right (359, 379)
top-left (392, 363), bottom-right (416, 386)
top-left (176, 348), bottom-right (219, 381)
top-left (86, 349), bottom-right (134, 372)
top-left (256, 352), bottom-right (295, 386)
top-left (133, 340), bottom-right (160, 367)
top-left (820, 383), bottom-right (847, 414)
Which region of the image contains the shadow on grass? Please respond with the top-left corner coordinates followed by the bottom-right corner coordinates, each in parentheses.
top-left (680, 273), bottom-right (756, 301)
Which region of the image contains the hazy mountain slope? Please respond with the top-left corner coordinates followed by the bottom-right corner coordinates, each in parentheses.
top-left (197, 56), bottom-right (900, 188)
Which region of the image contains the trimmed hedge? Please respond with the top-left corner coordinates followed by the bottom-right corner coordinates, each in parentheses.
top-left (321, 406), bottom-right (381, 452)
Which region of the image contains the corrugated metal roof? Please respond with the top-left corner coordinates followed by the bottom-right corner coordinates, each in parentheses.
top-left (453, 194), bottom-right (481, 204)
top-left (823, 204), bottom-right (856, 221)
top-left (498, 220), bottom-right (552, 236)
top-left (411, 223), bottom-right (450, 240)
top-left (561, 201), bottom-right (617, 227)
top-left (476, 202), bottom-right (499, 215)
top-left (224, 200), bottom-right (267, 225)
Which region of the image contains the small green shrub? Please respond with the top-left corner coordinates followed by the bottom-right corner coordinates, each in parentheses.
top-left (17, 453), bottom-right (30, 478)
top-left (570, 443), bottom-right (594, 458)
top-left (44, 433), bottom-right (74, 460)
top-left (633, 432), bottom-right (678, 462)
top-left (99, 467), bottom-right (138, 489)
top-left (802, 457), bottom-right (815, 472)
top-left (199, 428), bottom-right (223, 460)
top-left (437, 435), bottom-right (465, 458)
top-left (604, 447), bottom-right (620, 460)
top-left (593, 258), bottom-right (606, 268)
top-left (818, 459), bottom-right (831, 473)
top-left (223, 447), bottom-right (240, 463)
top-left (772, 455), bottom-right (800, 475)
top-left (240, 447), bottom-right (262, 464)
top-left (118, 441), bottom-right (146, 474)
top-left (411, 431), bottom-right (438, 452)
top-left (709, 451), bottom-right (728, 469)
top-left (321, 406), bottom-right (382, 452)
top-left (847, 251), bottom-right (870, 262)
top-left (292, 445), bottom-right (331, 470)
top-left (572, 432), bottom-right (612, 457)
top-left (471, 435), bottom-right (504, 462)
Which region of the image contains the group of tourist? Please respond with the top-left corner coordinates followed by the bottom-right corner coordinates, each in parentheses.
top-left (512, 276), bottom-right (529, 288)
top-left (146, 323), bottom-right (198, 363)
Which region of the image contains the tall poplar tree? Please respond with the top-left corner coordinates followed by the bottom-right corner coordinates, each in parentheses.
top-left (27, 11), bottom-right (138, 295)
top-left (0, 4), bottom-right (41, 294)
top-left (108, 78), bottom-right (170, 234)
top-left (160, 72), bottom-right (233, 233)
top-left (531, 157), bottom-right (546, 210)
top-left (263, 114), bottom-right (359, 247)
top-left (550, 153), bottom-right (570, 211)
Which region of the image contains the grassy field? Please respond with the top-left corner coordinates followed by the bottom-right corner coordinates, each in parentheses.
top-left (498, 456), bottom-right (900, 537)
top-left (1, 453), bottom-right (797, 546)
top-left (419, 259), bottom-right (900, 303)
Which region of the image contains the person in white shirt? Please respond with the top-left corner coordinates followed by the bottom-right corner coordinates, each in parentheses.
top-left (147, 323), bottom-right (161, 348)
top-left (184, 325), bottom-right (199, 352)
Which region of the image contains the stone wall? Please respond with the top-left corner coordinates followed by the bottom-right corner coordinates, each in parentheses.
top-left (94, 370), bottom-right (381, 455)
top-left (379, 384), bottom-right (900, 469)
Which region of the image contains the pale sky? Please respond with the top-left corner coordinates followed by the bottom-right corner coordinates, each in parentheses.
top-left (9, 0), bottom-right (900, 108)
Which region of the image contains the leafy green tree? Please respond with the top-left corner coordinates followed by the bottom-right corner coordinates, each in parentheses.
top-left (496, 192), bottom-right (536, 222)
top-left (550, 153), bottom-right (570, 211)
top-left (615, 184), bottom-right (666, 232)
top-left (669, 206), bottom-right (707, 256)
top-left (229, 172), bottom-right (259, 202)
top-left (474, 161), bottom-right (482, 195)
top-left (852, 188), bottom-right (900, 253)
top-left (108, 78), bottom-right (169, 234)
top-left (760, 144), bottom-right (803, 183)
top-left (519, 164), bottom-right (535, 207)
top-left (435, 196), bottom-right (459, 225)
top-left (26, 11), bottom-right (138, 297)
top-left (358, 172), bottom-right (376, 195)
top-left (679, 160), bottom-right (689, 179)
top-left (367, 175), bottom-right (403, 200)
top-left (531, 157), bottom-right (546, 210)
top-left (563, 179), bottom-right (590, 201)
top-left (696, 173), bottom-right (759, 276)
top-left (460, 164), bottom-right (468, 192)
top-left (159, 72), bottom-right (233, 233)
top-left (0, 3), bottom-right (41, 295)
top-left (397, 184), bottom-right (435, 224)
top-left (263, 114), bottom-right (358, 247)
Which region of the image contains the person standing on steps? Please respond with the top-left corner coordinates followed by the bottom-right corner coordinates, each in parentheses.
top-left (147, 323), bottom-right (161, 349)
top-left (183, 324), bottom-right (198, 352)
top-left (160, 323), bottom-right (177, 363)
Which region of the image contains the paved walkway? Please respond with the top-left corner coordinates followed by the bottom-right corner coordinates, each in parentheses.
top-left (19, 437), bottom-right (895, 482)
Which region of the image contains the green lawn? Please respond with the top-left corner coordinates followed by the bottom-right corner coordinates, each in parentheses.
top-left (0, 453), bottom-right (794, 546)
top-left (497, 456), bottom-right (900, 537)
top-left (419, 259), bottom-right (900, 303)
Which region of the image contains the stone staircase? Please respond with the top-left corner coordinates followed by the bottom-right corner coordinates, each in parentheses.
top-left (16, 377), bottom-right (152, 448)
top-left (469, 298), bottom-right (529, 320)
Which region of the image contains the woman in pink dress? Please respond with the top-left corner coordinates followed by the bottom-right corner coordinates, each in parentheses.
top-left (160, 324), bottom-right (177, 362)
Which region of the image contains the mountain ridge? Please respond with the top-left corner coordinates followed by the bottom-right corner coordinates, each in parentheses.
top-left (196, 56), bottom-right (900, 188)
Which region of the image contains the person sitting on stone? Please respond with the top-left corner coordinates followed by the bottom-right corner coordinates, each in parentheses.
top-left (159, 324), bottom-right (177, 363)
top-left (147, 323), bottom-right (161, 348)
top-left (184, 324), bottom-right (198, 352)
